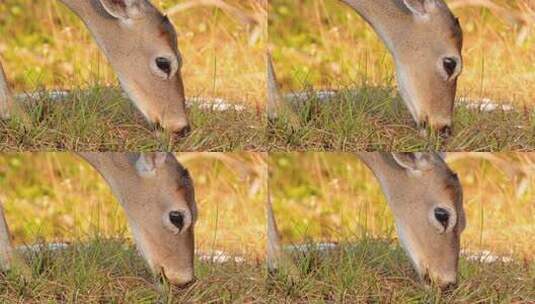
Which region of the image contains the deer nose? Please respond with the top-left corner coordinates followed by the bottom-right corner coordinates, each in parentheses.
top-left (159, 268), bottom-right (196, 288)
top-left (441, 281), bottom-right (458, 291)
top-left (420, 120), bottom-right (453, 138)
top-left (438, 125), bottom-right (452, 138)
top-left (171, 276), bottom-right (196, 289)
top-left (426, 116), bottom-right (452, 138)
top-left (425, 270), bottom-right (458, 290)
top-left (174, 124), bottom-right (191, 138)
top-left (160, 119), bottom-right (191, 138)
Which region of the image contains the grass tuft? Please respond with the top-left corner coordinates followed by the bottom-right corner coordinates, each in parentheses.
top-left (267, 240), bottom-right (535, 303)
top-left (0, 87), bottom-right (267, 151)
top-left (0, 237), bottom-right (266, 303)
top-left (268, 86), bottom-right (535, 151)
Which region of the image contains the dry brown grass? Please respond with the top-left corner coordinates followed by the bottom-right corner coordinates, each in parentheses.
top-left (267, 152), bottom-right (535, 303)
top-left (0, 0), bottom-right (266, 106)
top-left (270, 152), bottom-right (535, 259)
top-left (0, 152), bottom-right (266, 257)
top-left (270, 0), bottom-right (535, 107)
top-left (0, 152), bottom-right (267, 302)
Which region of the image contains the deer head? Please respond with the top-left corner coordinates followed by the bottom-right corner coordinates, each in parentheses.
top-left (64, 0), bottom-right (190, 135)
top-left (359, 152), bottom-right (465, 289)
top-left (81, 152), bottom-right (197, 287)
top-left (395, 0), bottom-right (463, 135)
top-left (343, 0), bottom-right (463, 135)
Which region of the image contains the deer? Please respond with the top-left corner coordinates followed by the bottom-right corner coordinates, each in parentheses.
top-left (269, 0), bottom-right (464, 136)
top-left (0, 153), bottom-right (197, 287)
top-left (0, 0), bottom-right (190, 136)
top-left (267, 152), bottom-right (466, 290)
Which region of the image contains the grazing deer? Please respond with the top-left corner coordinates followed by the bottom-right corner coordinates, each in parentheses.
top-left (340, 0), bottom-right (463, 135)
top-left (0, 0), bottom-right (190, 136)
top-left (0, 153), bottom-right (197, 287)
top-left (268, 152), bottom-right (466, 289)
top-left (269, 0), bottom-right (463, 136)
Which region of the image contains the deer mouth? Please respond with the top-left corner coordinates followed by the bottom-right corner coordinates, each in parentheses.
top-left (421, 269), bottom-right (457, 291)
top-left (416, 118), bottom-right (453, 139)
top-left (149, 120), bottom-right (191, 139)
top-left (158, 266), bottom-right (196, 289)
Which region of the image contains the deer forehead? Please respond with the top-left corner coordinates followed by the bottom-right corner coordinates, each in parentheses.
top-left (158, 16), bottom-right (179, 52)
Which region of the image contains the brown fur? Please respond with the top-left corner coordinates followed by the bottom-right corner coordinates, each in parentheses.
top-left (341, 0), bottom-right (464, 132)
top-left (268, 153), bottom-right (465, 289)
top-left (60, 0), bottom-right (189, 133)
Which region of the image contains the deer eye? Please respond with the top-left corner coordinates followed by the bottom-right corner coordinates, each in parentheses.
top-left (155, 57), bottom-right (172, 75)
top-left (434, 207), bottom-right (450, 230)
top-left (443, 57), bottom-right (457, 78)
top-left (169, 210), bottom-right (185, 232)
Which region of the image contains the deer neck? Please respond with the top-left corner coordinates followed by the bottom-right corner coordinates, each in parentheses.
top-left (78, 153), bottom-right (140, 206)
top-left (356, 152), bottom-right (406, 205)
top-left (59, 1), bottom-right (113, 30)
top-left (339, 0), bottom-right (409, 55)
top-left (58, 1), bottom-right (124, 67)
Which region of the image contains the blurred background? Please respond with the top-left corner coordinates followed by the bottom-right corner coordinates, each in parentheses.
top-left (269, 0), bottom-right (535, 108)
top-left (0, 152), bottom-right (266, 258)
top-left (270, 153), bottom-right (535, 259)
top-left (0, 0), bottom-right (266, 106)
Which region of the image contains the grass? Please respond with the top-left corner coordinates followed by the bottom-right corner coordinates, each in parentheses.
top-left (269, 0), bottom-right (535, 104)
top-left (0, 86), bottom-right (266, 151)
top-left (268, 0), bottom-right (535, 151)
top-left (1, 237), bottom-right (266, 303)
top-left (269, 153), bottom-right (535, 302)
top-left (0, 153), bottom-right (266, 302)
top-left (0, 0), bottom-right (266, 151)
top-left (268, 87), bottom-right (535, 151)
top-left (0, 0), bottom-right (265, 104)
top-left (266, 241), bottom-right (534, 303)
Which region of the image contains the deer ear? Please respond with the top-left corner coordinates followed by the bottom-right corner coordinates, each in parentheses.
top-left (392, 153), bottom-right (434, 171)
top-left (402, 0), bottom-right (437, 18)
top-left (135, 153), bottom-right (168, 177)
top-left (99, 0), bottom-right (146, 20)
